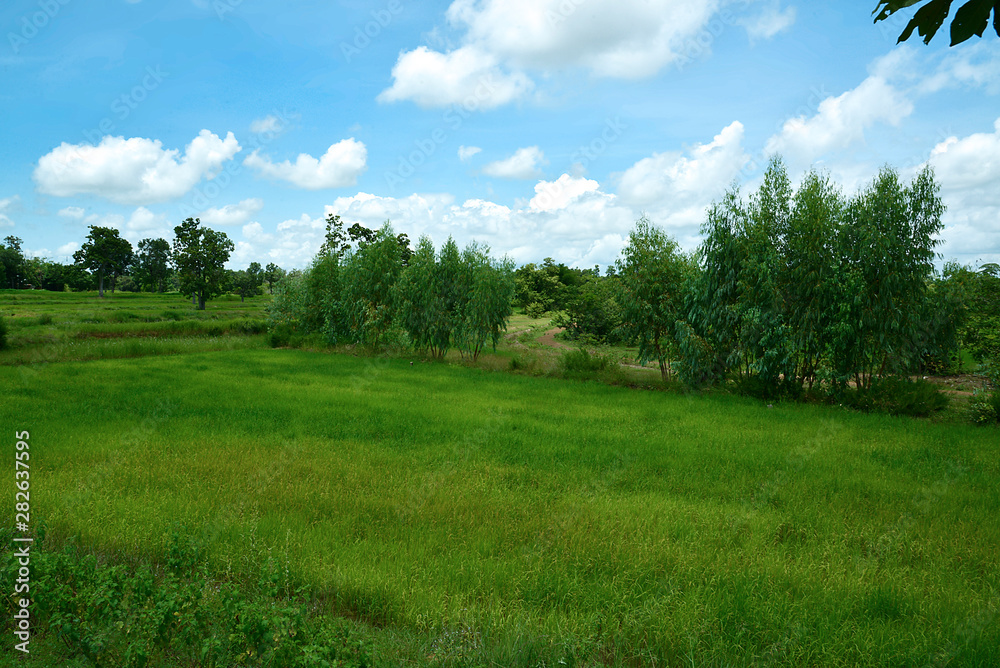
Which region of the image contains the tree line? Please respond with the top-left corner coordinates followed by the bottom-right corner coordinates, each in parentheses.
top-left (268, 215), bottom-right (515, 360)
top-left (545, 157), bottom-right (998, 398)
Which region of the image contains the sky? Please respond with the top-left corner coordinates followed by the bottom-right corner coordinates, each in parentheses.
top-left (1, 0), bottom-right (998, 271)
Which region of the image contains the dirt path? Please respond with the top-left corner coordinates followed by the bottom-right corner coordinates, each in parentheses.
top-left (536, 327), bottom-right (570, 349)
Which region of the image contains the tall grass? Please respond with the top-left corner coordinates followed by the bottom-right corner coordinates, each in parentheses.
top-left (2, 349), bottom-right (997, 665)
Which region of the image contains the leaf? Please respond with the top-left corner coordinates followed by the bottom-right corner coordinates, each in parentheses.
top-left (898, 0), bottom-right (953, 43)
top-left (951, 0), bottom-right (994, 43)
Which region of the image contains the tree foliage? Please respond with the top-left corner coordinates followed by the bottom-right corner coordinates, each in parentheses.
top-left (172, 218), bottom-right (234, 310)
top-left (72, 226), bottom-right (133, 298)
top-left (135, 238), bottom-right (172, 293)
top-left (874, 0), bottom-right (1000, 46)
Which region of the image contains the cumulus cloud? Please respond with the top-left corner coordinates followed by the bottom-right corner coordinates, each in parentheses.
top-left (925, 118), bottom-right (1000, 264)
top-left (58, 206), bottom-right (86, 220)
top-left (458, 145), bottom-right (482, 161)
top-left (446, 0), bottom-right (724, 78)
top-left (618, 121), bottom-right (750, 222)
top-left (378, 45), bottom-right (533, 109)
top-left (764, 76), bottom-right (913, 168)
top-left (199, 198), bottom-right (265, 226)
top-left (482, 146), bottom-right (546, 179)
top-left (244, 139), bottom-right (367, 189)
top-left (34, 130), bottom-right (241, 205)
top-left (529, 174), bottom-right (600, 211)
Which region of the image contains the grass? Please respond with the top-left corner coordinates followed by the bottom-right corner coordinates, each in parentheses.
top-left (2, 347), bottom-right (999, 665)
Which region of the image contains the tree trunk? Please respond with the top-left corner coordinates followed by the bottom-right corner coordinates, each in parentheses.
top-left (198, 293), bottom-right (206, 310)
top-left (98, 270), bottom-right (105, 298)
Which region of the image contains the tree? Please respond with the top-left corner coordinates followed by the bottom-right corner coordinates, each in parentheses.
top-left (264, 263), bottom-right (285, 294)
top-left (616, 217), bottom-right (690, 381)
top-left (874, 1), bottom-right (999, 46)
top-left (172, 218), bottom-right (234, 310)
top-left (456, 242), bottom-right (515, 361)
top-left (233, 262), bottom-right (264, 302)
top-left (135, 238), bottom-right (172, 293)
top-left (318, 214), bottom-right (348, 259)
top-left (72, 226), bottom-right (133, 298)
top-left (1, 236), bottom-right (27, 289)
top-left (343, 223), bottom-right (403, 347)
top-left (394, 235), bottom-right (443, 356)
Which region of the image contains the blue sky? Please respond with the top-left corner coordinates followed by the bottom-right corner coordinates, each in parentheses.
top-left (2, 0), bottom-right (998, 270)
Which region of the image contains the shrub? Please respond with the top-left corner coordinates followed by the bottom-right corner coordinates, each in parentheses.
top-left (559, 348), bottom-right (614, 373)
top-left (837, 377), bottom-right (949, 417)
top-left (36, 313), bottom-right (54, 325)
top-left (967, 391), bottom-right (999, 425)
top-left (525, 302), bottom-right (548, 319)
top-left (0, 315), bottom-right (6, 350)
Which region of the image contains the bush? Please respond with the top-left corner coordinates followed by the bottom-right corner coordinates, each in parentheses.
top-left (525, 302), bottom-right (548, 319)
top-left (269, 322), bottom-right (294, 348)
top-left (967, 391), bottom-right (999, 425)
top-left (837, 377), bottom-right (949, 417)
top-left (559, 348), bottom-right (614, 373)
top-left (0, 315), bottom-right (6, 350)
top-left (36, 313), bottom-right (54, 325)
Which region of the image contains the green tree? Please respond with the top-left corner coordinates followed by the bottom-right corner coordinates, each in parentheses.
top-left (135, 238), bottom-right (172, 293)
top-left (1, 236), bottom-right (27, 289)
top-left (318, 214), bottom-right (348, 259)
top-left (394, 235), bottom-right (443, 356)
top-left (72, 226), bottom-right (133, 298)
top-left (233, 262), bottom-right (264, 302)
top-left (172, 218), bottom-right (234, 310)
top-left (456, 242), bottom-right (515, 361)
top-left (781, 170), bottom-right (844, 389)
top-left (343, 223), bottom-right (403, 347)
top-left (264, 263), bottom-right (285, 294)
top-left (874, 1), bottom-right (1000, 46)
top-left (616, 217), bottom-right (690, 381)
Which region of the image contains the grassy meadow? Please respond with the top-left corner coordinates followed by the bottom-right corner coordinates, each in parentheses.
top-left (1, 291), bottom-right (998, 666)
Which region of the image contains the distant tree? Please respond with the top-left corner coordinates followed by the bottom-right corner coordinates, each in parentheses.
top-left (233, 262), bottom-right (264, 302)
top-left (135, 238), bottom-right (172, 292)
top-left (874, 1), bottom-right (1000, 46)
top-left (172, 218), bottom-right (234, 310)
top-left (394, 235), bottom-right (444, 356)
top-left (72, 226), bottom-right (133, 298)
top-left (347, 222), bottom-right (378, 251)
top-left (1, 236), bottom-right (27, 289)
top-left (264, 262), bottom-right (285, 294)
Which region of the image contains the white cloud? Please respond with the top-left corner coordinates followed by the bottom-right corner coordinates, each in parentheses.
top-left (446, 0), bottom-right (724, 78)
top-left (244, 139), bottom-right (367, 189)
top-left (125, 207), bottom-right (169, 234)
top-left (741, 1), bottom-right (796, 43)
top-left (529, 174), bottom-right (600, 211)
top-left (482, 146), bottom-right (545, 179)
top-left (458, 145), bottom-right (482, 161)
top-left (56, 242), bottom-right (79, 259)
top-left (199, 198), bottom-right (264, 226)
top-left (926, 118), bottom-right (1000, 264)
top-left (34, 130), bottom-right (241, 205)
top-left (764, 76), bottom-right (913, 168)
top-left (618, 121), bottom-right (750, 225)
top-left (378, 45), bottom-right (533, 109)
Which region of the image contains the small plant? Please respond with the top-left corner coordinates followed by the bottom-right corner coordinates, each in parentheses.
top-left (837, 376), bottom-right (949, 417)
top-left (525, 302), bottom-right (548, 319)
top-left (37, 313), bottom-right (54, 325)
top-left (559, 348), bottom-right (614, 373)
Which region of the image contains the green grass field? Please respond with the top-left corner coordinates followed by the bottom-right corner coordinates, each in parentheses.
top-left (1, 291), bottom-right (998, 665)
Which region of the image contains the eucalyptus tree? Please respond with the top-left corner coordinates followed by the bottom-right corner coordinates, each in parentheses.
top-left (135, 238), bottom-right (172, 293)
top-left (616, 216), bottom-right (689, 381)
top-left (343, 222), bottom-right (403, 348)
top-left (456, 242), bottom-right (515, 361)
